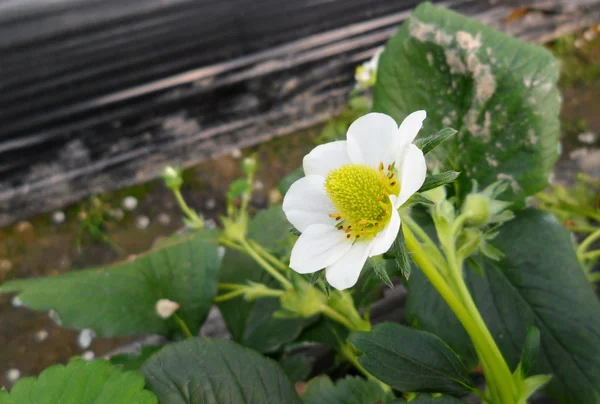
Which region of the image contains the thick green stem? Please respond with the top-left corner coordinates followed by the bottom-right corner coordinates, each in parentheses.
top-left (578, 228), bottom-right (600, 256)
top-left (173, 188), bottom-right (203, 227)
top-left (320, 304), bottom-right (365, 332)
top-left (239, 238), bottom-right (293, 289)
top-left (173, 313), bottom-right (194, 338)
top-left (248, 240), bottom-right (290, 272)
top-left (402, 226), bottom-right (516, 403)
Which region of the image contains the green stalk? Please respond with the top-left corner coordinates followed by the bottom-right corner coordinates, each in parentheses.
top-left (239, 238), bottom-right (293, 289)
top-left (173, 313), bottom-right (194, 338)
top-left (578, 228), bottom-right (600, 256)
top-left (173, 188), bottom-right (203, 227)
top-left (402, 226), bottom-right (516, 403)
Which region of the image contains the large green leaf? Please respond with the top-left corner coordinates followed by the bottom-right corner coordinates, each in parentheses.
top-left (374, 2), bottom-right (560, 203)
top-left (0, 229), bottom-right (220, 337)
top-left (406, 209), bottom-right (600, 403)
top-left (141, 337), bottom-right (301, 404)
top-left (301, 375), bottom-right (394, 404)
top-left (408, 394), bottom-right (464, 404)
top-left (217, 206), bottom-right (310, 352)
top-left (0, 359), bottom-right (156, 404)
top-left (350, 323), bottom-right (474, 393)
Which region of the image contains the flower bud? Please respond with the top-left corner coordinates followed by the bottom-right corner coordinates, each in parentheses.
top-left (242, 157), bottom-right (258, 177)
top-left (162, 166), bottom-right (183, 190)
top-left (462, 193), bottom-right (491, 227)
top-left (155, 299), bottom-right (180, 319)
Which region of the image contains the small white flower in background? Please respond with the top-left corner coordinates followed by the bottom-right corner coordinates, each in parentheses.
top-left (283, 112), bottom-right (427, 290)
top-left (355, 48), bottom-right (383, 89)
top-left (155, 299), bottom-right (180, 319)
top-left (51, 210), bottom-right (66, 225)
top-left (7, 368), bottom-right (20, 383)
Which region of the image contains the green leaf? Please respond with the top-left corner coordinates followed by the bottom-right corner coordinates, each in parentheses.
top-left (369, 256), bottom-right (393, 288)
top-left (419, 171), bottom-right (460, 193)
top-left (279, 167), bottom-right (304, 195)
top-left (407, 209), bottom-right (600, 403)
top-left (519, 326), bottom-right (541, 378)
top-left (141, 337), bottom-right (301, 404)
top-left (415, 127), bottom-right (458, 155)
top-left (0, 229), bottom-right (220, 337)
top-left (374, 3), bottom-right (560, 204)
top-left (350, 323), bottom-right (474, 393)
top-left (218, 206), bottom-right (310, 353)
top-left (109, 346), bottom-right (163, 371)
top-left (301, 375), bottom-right (394, 404)
top-left (408, 394), bottom-right (464, 404)
top-left (279, 355), bottom-right (312, 383)
top-left (0, 359), bottom-right (156, 404)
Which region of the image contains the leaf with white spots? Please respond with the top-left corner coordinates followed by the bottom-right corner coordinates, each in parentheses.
top-left (374, 3), bottom-right (560, 204)
top-left (0, 229), bottom-right (221, 337)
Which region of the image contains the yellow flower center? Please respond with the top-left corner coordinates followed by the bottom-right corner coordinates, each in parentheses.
top-left (324, 163), bottom-right (400, 241)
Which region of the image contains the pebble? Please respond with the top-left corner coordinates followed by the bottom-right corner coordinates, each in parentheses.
top-left (51, 211), bottom-right (66, 224)
top-left (253, 180), bottom-right (265, 191)
top-left (34, 329), bottom-right (49, 342)
top-left (136, 215), bottom-right (150, 229)
top-left (578, 132), bottom-right (597, 144)
top-left (0, 259), bottom-right (13, 272)
top-left (109, 208), bottom-right (125, 221)
top-left (11, 296), bottom-right (23, 307)
top-left (78, 329), bottom-right (95, 349)
top-left (82, 351), bottom-right (95, 361)
top-left (205, 198), bottom-right (217, 210)
top-left (122, 196), bottom-right (138, 211)
top-left (15, 221), bottom-right (33, 234)
top-left (48, 310), bottom-right (62, 326)
top-left (6, 368), bottom-right (20, 383)
top-left (584, 29), bottom-right (597, 42)
top-left (230, 148), bottom-right (242, 159)
top-left (157, 213), bottom-right (171, 226)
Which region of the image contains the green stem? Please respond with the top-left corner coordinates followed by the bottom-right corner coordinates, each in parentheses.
top-left (402, 226), bottom-right (516, 403)
top-left (219, 238), bottom-right (247, 253)
top-left (214, 289), bottom-right (247, 302)
top-left (583, 250), bottom-right (600, 260)
top-left (578, 228), bottom-right (600, 256)
top-left (320, 304), bottom-right (362, 332)
top-left (567, 225), bottom-right (599, 233)
top-left (339, 342), bottom-right (391, 393)
top-left (173, 188), bottom-right (203, 227)
top-left (239, 238), bottom-right (293, 289)
top-left (401, 213), bottom-right (448, 273)
top-left (248, 240), bottom-right (289, 272)
top-left (218, 283), bottom-right (247, 290)
top-left (173, 313), bottom-right (193, 338)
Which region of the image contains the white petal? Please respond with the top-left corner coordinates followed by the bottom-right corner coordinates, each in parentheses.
top-left (303, 141), bottom-right (352, 177)
top-left (326, 241), bottom-right (371, 290)
top-left (396, 144), bottom-right (427, 207)
top-left (283, 175), bottom-right (335, 232)
top-left (346, 113), bottom-right (399, 169)
top-left (369, 206), bottom-right (401, 256)
top-left (290, 224), bottom-right (352, 274)
top-left (397, 110), bottom-right (426, 151)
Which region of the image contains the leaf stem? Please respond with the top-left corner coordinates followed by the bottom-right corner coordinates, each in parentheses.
top-left (239, 238), bottom-right (293, 289)
top-left (173, 188), bottom-right (204, 227)
top-left (248, 240), bottom-right (290, 272)
top-left (214, 289), bottom-right (247, 302)
top-left (339, 342), bottom-right (391, 393)
top-left (578, 228), bottom-right (600, 256)
top-left (319, 304), bottom-right (361, 332)
top-left (173, 313), bottom-right (194, 338)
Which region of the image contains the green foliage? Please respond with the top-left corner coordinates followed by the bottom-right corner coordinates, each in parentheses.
top-left (0, 229), bottom-right (221, 337)
top-left (350, 323), bottom-right (474, 393)
top-left (0, 360), bottom-right (156, 404)
top-left (419, 171), bottom-right (461, 193)
top-left (414, 127), bottom-right (457, 155)
top-left (109, 346), bottom-right (163, 371)
top-left (406, 209), bottom-right (600, 403)
top-left (301, 375), bottom-right (394, 404)
top-left (374, 2), bottom-right (560, 204)
top-left (218, 206), bottom-right (310, 352)
top-left (141, 338), bottom-right (301, 404)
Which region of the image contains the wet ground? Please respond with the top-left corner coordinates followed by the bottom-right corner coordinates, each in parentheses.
top-left (1, 30), bottom-right (600, 389)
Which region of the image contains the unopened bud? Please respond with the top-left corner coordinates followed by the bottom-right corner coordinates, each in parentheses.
top-left (462, 194), bottom-right (491, 227)
top-left (242, 157), bottom-right (258, 177)
top-left (162, 166), bottom-right (183, 190)
top-left (155, 299), bottom-right (180, 319)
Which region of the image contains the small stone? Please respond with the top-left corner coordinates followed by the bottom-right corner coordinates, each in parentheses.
top-left (109, 208), bottom-right (125, 221)
top-left (123, 196), bottom-right (138, 211)
top-left (155, 299), bottom-right (180, 319)
top-left (0, 259), bottom-right (13, 273)
top-left (15, 221), bottom-right (33, 234)
top-left (205, 198), bottom-right (217, 210)
top-left (578, 132), bottom-right (597, 144)
top-left (51, 211), bottom-right (66, 224)
top-left (7, 368), bottom-right (20, 383)
top-left (230, 148), bottom-right (242, 159)
top-left (136, 215), bottom-right (150, 229)
top-left (34, 329), bottom-right (49, 342)
top-left (157, 213), bottom-right (171, 226)
top-left (49, 310), bottom-right (62, 326)
top-left (78, 329), bottom-right (95, 349)
top-left (82, 351), bottom-right (95, 361)
top-left (253, 180), bottom-right (265, 191)
top-left (584, 29), bottom-right (597, 42)
top-left (11, 296), bottom-right (23, 307)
